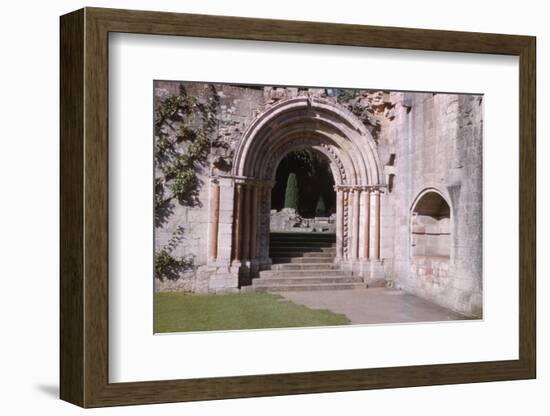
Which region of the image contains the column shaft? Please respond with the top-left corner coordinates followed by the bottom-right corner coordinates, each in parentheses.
top-left (369, 190), bottom-right (381, 260)
top-left (352, 189), bottom-right (361, 259)
top-left (250, 184), bottom-right (259, 260)
top-left (362, 189), bottom-right (370, 259)
top-left (242, 185), bottom-right (252, 261)
top-left (343, 190), bottom-right (350, 258)
top-left (336, 189), bottom-right (344, 258)
top-left (208, 181), bottom-right (220, 261)
top-left (232, 183), bottom-right (243, 261)
top-left (261, 186), bottom-right (272, 261)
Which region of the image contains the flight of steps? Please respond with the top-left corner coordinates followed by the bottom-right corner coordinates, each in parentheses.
top-left (245, 232), bottom-right (366, 292)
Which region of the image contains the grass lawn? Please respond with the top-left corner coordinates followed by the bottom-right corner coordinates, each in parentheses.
top-left (154, 292), bottom-right (351, 333)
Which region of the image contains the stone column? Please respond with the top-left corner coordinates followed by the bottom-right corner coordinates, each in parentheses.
top-left (343, 189), bottom-right (350, 258)
top-left (208, 180), bottom-right (220, 262)
top-left (232, 183), bottom-right (243, 261)
top-left (242, 184), bottom-right (252, 261)
top-left (351, 188), bottom-right (361, 259)
top-left (258, 184), bottom-right (272, 268)
top-left (335, 187), bottom-right (344, 259)
top-left (250, 184), bottom-right (259, 260)
top-left (215, 178), bottom-right (236, 264)
top-left (369, 189), bottom-right (381, 260)
top-left (362, 188), bottom-right (370, 259)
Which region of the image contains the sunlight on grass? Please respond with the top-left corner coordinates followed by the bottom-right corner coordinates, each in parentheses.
top-left (154, 292), bottom-right (350, 333)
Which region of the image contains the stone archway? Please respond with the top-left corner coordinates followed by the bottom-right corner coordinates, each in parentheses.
top-left (223, 95), bottom-right (384, 284)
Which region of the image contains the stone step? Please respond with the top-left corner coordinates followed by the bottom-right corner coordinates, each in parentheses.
top-left (243, 282), bottom-right (367, 292)
top-left (271, 257), bottom-right (334, 264)
top-left (269, 241), bottom-right (335, 247)
top-left (303, 251), bottom-right (335, 257)
top-left (253, 276), bottom-right (362, 285)
top-left (269, 247), bottom-right (336, 257)
top-left (260, 270), bottom-right (348, 278)
top-left (269, 241), bottom-right (336, 246)
top-left (269, 252), bottom-right (334, 263)
top-left (270, 232), bottom-right (335, 239)
top-left (270, 234), bottom-right (335, 238)
top-left (271, 263), bottom-right (337, 271)
top-left (270, 246), bottom-right (336, 252)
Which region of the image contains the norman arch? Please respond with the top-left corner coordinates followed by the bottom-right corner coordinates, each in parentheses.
top-left (225, 96), bottom-right (385, 282)
top-left (233, 96), bottom-right (382, 185)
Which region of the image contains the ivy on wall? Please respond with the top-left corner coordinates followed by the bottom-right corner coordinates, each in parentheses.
top-left (154, 83), bottom-right (219, 280)
top-left (154, 226), bottom-right (194, 280)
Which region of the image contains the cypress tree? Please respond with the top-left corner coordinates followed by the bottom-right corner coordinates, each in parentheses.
top-left (315, 195), bottom-right (326, 216)
top-left (284, 173), bottom-right (299, 210)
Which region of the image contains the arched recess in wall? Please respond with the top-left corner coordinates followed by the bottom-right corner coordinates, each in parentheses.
top-left (410, 188), bottom-right (451, 258)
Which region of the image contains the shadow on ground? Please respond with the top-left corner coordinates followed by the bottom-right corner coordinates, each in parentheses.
top-left (35, 384), bottom-right (58, 399)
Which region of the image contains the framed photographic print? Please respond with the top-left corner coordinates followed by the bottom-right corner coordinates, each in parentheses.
top-left (60, 7), bottom-right (536, 408)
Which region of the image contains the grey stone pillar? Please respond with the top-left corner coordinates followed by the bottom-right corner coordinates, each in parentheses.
top-left (343, 189), bottom-right (350, 259)
top-left (336, 188), bottom-right (344, 259)
top-left (362, 188), bottom-right (370, 259)
top-left (351, 188), bottom-right (361, 259)
top-left (232, 183), bottom-right (243, 262)
top-left (250, 184), bottom-right (259, 260)
top-left (208, 179), bottom-right (220, 262)
top-left (215, 177), bottom-right (235, 264)
top-left (242, 184), bottom-right (252, 261)
top-left (369, 189), bottom-right (381, 260)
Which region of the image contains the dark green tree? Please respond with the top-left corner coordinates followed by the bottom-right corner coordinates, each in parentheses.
top-left (315, 195), bottom-right (326, 217)
top-left (284, 173), bottom-right (299, 210)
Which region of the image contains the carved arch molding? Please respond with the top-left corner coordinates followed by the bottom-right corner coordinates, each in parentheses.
top-left (209, 96), bottom-right (386, 282)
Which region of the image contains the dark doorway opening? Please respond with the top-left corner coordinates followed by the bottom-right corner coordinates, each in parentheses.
top-left (271, 150), bottom-right (336, 218)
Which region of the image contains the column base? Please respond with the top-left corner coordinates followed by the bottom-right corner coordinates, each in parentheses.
top-left (361, 259), bottom-right (386, 287)
top-left (207, 263), bottom-right (240, 293)
top-left (231, 259), bottom-right (263, 287)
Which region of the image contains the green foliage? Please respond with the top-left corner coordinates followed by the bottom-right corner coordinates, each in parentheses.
top-left (284, 172), bottom-right (299, 210)
top-left (154, 83), bottom-right (219, 218)
top-left (168, 169), bottom-right (198, 200)
top-left (315, 195), bottom-right (326, 216)
top-left (154, 178), bottom-right (166, 211)
top-left (153, 83), bottom-right (219, 281)
top-left (285, 150), bottom-right (322, 176)
top-left (155, 226), bottom-right (194, 281)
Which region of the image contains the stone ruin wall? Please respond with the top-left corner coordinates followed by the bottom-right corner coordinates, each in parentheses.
top-left (154, 82), bottom-right (265, 292)
top-left (384, 92), bottom-right (483, 316)
top-left (153, 81), bottom-right (483, 317)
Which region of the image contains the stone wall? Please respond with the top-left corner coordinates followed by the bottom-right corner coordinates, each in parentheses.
top-left (386, 92), bottom-right (483, 317)
top-left (153, 82), bottom-right (483, 317)
top-left (154, 82), bottom-right (265, 292)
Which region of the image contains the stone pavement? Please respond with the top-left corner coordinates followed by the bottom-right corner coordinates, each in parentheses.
top-left (275, 288), bottom-right (472, 325)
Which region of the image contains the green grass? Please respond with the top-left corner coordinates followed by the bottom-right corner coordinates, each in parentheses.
top-left (154, 292), bottom-right (351, 333)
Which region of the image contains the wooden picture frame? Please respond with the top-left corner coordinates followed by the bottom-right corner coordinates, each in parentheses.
top-left (60, 7), bottom-right (536, 408)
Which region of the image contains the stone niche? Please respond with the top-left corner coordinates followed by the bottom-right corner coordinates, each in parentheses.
top-left (411, 191), bottom-right (451, 258)
top-left (409, 190), bottom-right (452, 299)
